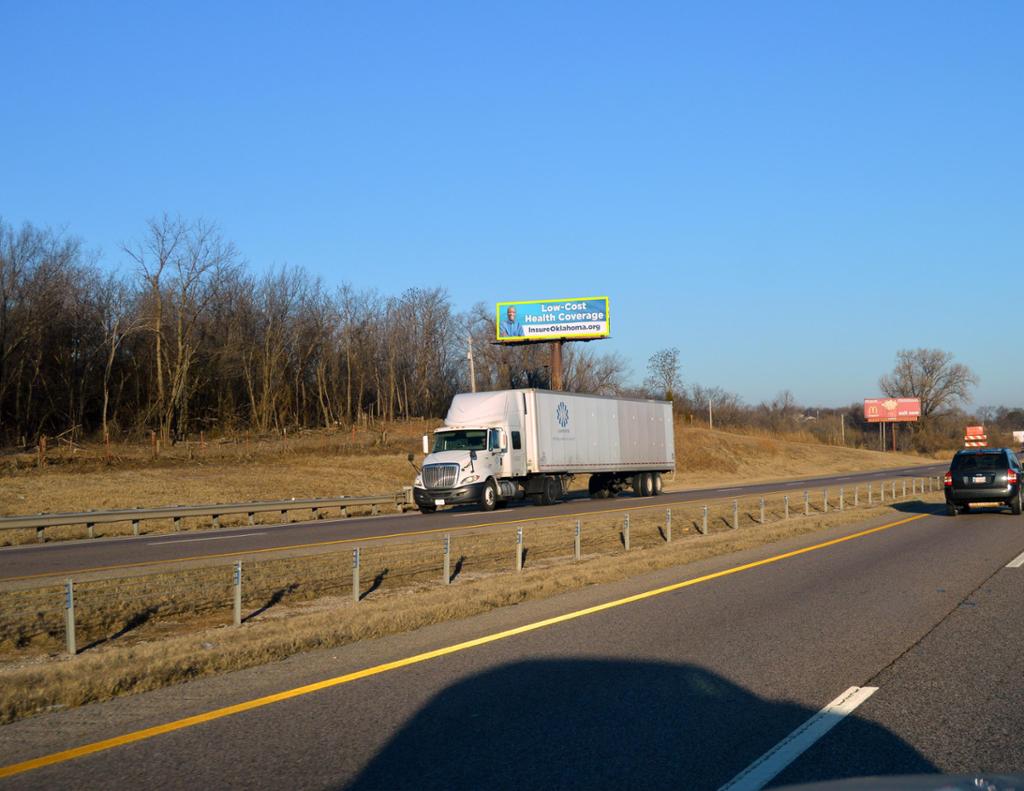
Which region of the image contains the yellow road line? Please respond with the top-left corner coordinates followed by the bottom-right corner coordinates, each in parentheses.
top-left (0, 512), bottom-right (927, 780)
top-left (2, 480), bottom-right (938, 583)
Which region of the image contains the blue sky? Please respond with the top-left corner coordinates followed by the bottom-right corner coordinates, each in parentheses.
top-left (3, 2), bottom-right (1021, 407)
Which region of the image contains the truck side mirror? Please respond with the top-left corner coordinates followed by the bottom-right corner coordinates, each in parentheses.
top-left (407, 452), bottom-right (414, 463)
top-left (422, 435), bottom-right (429, 454)
top-left (500, 433), bottom-right (508, 452)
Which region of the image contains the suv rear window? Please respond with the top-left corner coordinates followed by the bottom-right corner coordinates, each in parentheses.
top-left (952, 451), bottom-right (1008, 471)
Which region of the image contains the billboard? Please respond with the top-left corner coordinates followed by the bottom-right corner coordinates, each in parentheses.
top-left (1013, 430), bottom-right (1024, 444)
top-left (495, 297), bottom-right (610, 343)
top-left (864, 398), bottom-right (921, 422)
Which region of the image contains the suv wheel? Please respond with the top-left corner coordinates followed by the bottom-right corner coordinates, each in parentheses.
top-left (1011, 490), bottom-right (1022, 516)
top-left (946, 502), bottom-right (958, 517)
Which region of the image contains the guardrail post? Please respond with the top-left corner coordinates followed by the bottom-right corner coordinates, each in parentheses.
top-left (574, 520), bottom-right (581, 560)
top-left (352, 548), bottom-right (361, 602)
top-left (623, 514), bottom-right (631, 549)
top-left (371, 504), bottom-right (380, 516)
top-left (132, 519), bottom-right (140, 536)
top-left (759, 497), bottom-right (765, 525)
top-left (868, 483), bottom-right (873, 505)
top-left (891, 481), bottom-right (896, 500)
top-left (281, 509), bottom-right (288, 523)
top-left (784, 495), bottom-right (789, 520)
top-left (701, 506), bottom-right (708, 535)
top-left (233, 561), bottom-right (242, 626)
top-left (911, 479), bottom-right (916, 495)
top-left (665, 510), bottom-right (672, 543)
top-left (731, 500), bottom-right (738, 529)
top-left (804, 490), bottom-right (809, 516)
top-left (516, 527), bottom-right (524, 571)
top-left (839, 487), bottom-right (844, 511)
top-left (902, 480), bottom-right (907, 498)
top-left (823, 489), bottom-right (829, 513)
top-left (247, 512), bottom-right (254, 526)
top-left (443, 534), bottom-right (451, 584)
top-left (854, 486), bottom-right (859, 507)
top-left (64, 578), bottom-right (76, 656)
top-left (312, 507), bottom-right (320, 520)
top-left (880, 482), bottom-right (885, 503)
top-left (87, 522), bottom-right (95, 539)
top-left (36, 527), bottom-right (45, 543)
top-left (173, 516), bottom-right (181, 531)
top-left (341, 507), bottom-right (349, 519)
top-left (212, 514), bottom-right (220, 529)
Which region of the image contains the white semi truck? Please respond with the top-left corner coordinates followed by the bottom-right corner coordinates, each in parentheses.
top-left (411, 389), bottom-right (675, 513)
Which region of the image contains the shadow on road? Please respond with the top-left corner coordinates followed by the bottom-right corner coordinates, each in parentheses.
top-left (342, 659), bottom-right (934, 791)
top-left (892, 501), bottom-right (947, 516)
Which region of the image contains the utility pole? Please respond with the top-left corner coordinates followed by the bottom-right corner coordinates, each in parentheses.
top-left (708, 400), bottom-right (713, 430)
top-left (467, 335), bottom-right (476, 393)
top-left (840, 413), bottom-right (845, 445)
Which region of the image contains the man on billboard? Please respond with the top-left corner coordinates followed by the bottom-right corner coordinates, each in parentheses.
top-left (500, 305), bottom-right (523, 337)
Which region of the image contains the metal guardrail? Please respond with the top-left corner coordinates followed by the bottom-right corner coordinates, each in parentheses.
top-left (0, 489), bottom-right (417, 542)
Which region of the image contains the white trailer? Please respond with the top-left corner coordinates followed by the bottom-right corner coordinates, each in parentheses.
top-left (411, 389), bottom-right (675, 512)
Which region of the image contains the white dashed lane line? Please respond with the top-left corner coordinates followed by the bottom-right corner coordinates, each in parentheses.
top-left (718, 686), bottom-right (879, 791)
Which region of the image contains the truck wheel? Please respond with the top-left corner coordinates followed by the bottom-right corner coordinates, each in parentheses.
top-left (418, 505), bottom-right (437, 514)
top-left (540, 476), bottom-right (560, 506)
top-left (588, 475), bottom-right (609, 499)
top-left (480, 480), bottom-right (498, 512)
top-left (653, 473), bottom-right (663, 495)
top-left (635, 473), bottom-right (653, 497)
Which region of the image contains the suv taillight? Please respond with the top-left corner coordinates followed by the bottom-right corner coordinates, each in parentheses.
top-left (1009, 469), bottom-right (1019, 485)
top-left (943, 472), bottom-right (952, 487)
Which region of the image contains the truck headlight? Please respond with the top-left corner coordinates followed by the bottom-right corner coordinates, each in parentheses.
top-left (414, 475), bottom-right (422, 487)
top-left (462, 474), bottom-right (480, 484)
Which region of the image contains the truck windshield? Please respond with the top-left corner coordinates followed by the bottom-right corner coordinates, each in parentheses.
top-left (433, 430), bottom-right (488, 452)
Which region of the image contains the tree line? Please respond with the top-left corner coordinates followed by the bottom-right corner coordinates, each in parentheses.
top-left (3, 215), bottom-right (1016, 451)
top-left (0, 216), bottom-right (634, 444)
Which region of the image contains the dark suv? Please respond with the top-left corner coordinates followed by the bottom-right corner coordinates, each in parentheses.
top-left (944, 447), bottom-right (1023, 515)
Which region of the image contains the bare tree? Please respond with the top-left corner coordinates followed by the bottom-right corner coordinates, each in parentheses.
top-left (879, 348), bottom-right (977, 420)
top-left (644, 347), bottom-right (681, 401)
top-left (757, 389), bottom-right (799, 432)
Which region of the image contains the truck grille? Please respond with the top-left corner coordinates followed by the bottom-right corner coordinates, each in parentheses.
top-left (422, 463), bottom-right (459, 490)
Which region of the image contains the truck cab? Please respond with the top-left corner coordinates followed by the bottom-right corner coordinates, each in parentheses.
top-left (412, 427), bottom-right (512, 512)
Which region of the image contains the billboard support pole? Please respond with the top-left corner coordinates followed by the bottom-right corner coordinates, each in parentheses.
top-left (550, 340), bottom-right (563, 391)
top-left (892, 422), bottom-right (897, 452)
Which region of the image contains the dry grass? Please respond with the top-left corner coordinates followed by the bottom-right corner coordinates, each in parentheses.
top-left (0, 480), bottom-right (943, 723)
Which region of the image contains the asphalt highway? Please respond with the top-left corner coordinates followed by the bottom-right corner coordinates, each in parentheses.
top-left (1, 497), bottom-right (1022, 789)
top-left (0, 462), bottom-right (945, 581)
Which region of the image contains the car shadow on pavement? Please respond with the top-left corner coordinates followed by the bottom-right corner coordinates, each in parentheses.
top-left (341, 659), bottom-right (935, 791)
top-left (891, 501), bottom-right (947, 516)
